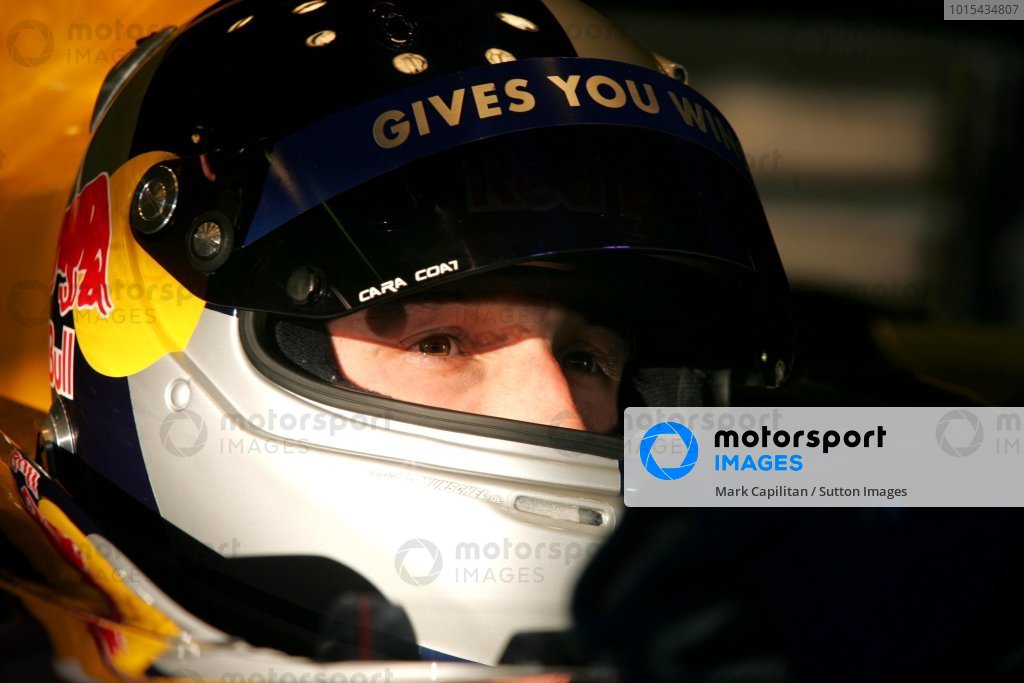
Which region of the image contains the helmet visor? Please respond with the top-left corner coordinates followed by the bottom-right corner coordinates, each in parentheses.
top-left (208, 125), bottom-right (788, 325)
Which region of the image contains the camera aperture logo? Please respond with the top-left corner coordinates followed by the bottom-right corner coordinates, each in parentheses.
top-left (6, 20), bottom-right (53, 67)
top-left (160, 410), bottom-right (208, 458)
top-left (640, 421), bottom-right (699, 480)
top-left (395, 538), bottom-right (442, 586)
top-left (936, 409), bottom-right (984, 457)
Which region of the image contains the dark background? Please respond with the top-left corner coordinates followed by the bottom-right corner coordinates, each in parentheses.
top-left (592, 0), bottom-right (1024, 405)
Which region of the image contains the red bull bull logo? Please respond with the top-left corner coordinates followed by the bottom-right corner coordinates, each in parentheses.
top-left (53, 173), bottom-right (114, 318)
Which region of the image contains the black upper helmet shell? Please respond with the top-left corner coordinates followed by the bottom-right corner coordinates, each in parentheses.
top-left (78, 0), bottom-right (793, 386)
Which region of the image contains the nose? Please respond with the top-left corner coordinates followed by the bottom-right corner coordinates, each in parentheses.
top-left (482, 338), bottom-right (586, 431)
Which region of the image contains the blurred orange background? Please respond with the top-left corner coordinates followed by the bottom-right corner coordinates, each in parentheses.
top-left (0, 0), bottom-right (209, 411)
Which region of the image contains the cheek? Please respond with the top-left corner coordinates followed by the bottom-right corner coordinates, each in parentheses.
top-left (571, 378), bottom-right (622, 433)
top-left (330, 336), bottom-right (398, 391)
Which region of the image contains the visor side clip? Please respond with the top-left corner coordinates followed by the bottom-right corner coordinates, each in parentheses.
top-left (287, 266), bottom-right (325, 305)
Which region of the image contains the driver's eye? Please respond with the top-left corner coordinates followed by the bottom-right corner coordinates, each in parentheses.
top-left (417, 335), bottom-right (453, 356)
top-left (562, 350), bottom-right (597, 374)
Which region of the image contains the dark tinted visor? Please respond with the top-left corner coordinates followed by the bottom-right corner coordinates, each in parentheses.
top-left (205, 125), bottom-right (787, 322)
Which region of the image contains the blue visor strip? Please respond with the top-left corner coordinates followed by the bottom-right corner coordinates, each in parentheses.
top-left (245, 56), bottom-right (753, 247)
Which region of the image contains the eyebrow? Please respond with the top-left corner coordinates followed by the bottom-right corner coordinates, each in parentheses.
top-left (360, 296), bottom-right (472, 337)
top-left (367, 297), bottom-right (631, 346)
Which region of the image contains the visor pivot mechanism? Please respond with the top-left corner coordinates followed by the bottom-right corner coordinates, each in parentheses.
top-left (187, 210), bottom-right (234, 271)
top-left (286, 266), bottom-right (325, 305)
top-left (131, 164), bottom-right (179, 235)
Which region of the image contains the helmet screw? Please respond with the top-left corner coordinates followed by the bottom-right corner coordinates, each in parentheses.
top-left (286, 267), bottom-right (324, 304)
top-left (186, 211), bottom-right (234, 272)
top-left (131, 164), bottom-right (179, 235)
top-left (191, 221), bottom-right (223, 258)
top-left (167, 379), bottom-right (192, 411)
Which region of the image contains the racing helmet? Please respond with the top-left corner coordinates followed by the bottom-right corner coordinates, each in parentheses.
top-left (31, 0), bottom-right (794, 670)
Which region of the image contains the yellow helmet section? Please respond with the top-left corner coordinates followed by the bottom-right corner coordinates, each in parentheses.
top-left (70, 152), bottom-right (206, 377)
